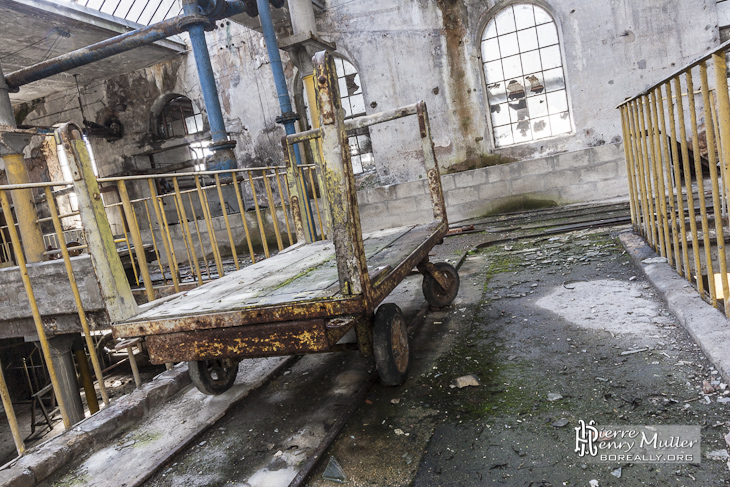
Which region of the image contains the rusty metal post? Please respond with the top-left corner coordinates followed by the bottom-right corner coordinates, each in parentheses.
top-left (55, 123), bottom-right (140, 323)
top-left (313, 51), bottom-right (372, 301)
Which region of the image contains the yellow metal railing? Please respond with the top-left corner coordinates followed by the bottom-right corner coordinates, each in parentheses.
top-left (618, 40), bottom-right (730, 314)
top-left (94, 164), bottom-right (324, 301)
top-left (0, 180), bottom-right (110, 457)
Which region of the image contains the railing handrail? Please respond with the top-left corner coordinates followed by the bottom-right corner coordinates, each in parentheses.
top-left (617, 37), bottom-right (730, 108)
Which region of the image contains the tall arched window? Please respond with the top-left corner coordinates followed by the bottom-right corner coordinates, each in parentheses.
top-left (481, 4), bottom-right (571, 147)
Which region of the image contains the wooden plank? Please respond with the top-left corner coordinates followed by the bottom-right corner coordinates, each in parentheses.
top-left (257, 225), bottom-right (418, 301)
top-left (127, 240), bottom-right (335, 322)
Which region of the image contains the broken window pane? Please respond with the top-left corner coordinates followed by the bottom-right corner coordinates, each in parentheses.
top-left (525, 73), bottom-right (545, 96)
top-left (495, 7), bottom-right (516, 35)
top-left (532, 116), bottom-right (551, 138)
top-left (549, 112), bottom-right (572, 134)
top-left (513, 120), bottom-right (532, 143)
top-left (487, 82), bottom-right (508, 105)
top-left (336, 57), bottom-right (375, 173)
top-left (494, 125), bottom-right (514, 146)
top-left (517, 27), bottom-right (539, 52)
top-left (527, 94), bottom-right (548, 118)
top-left (514, 4), bottom-right (535, 30)
top-left (491, 102), bottom-right (511, 127)
top-left (498, 33), bottom-right (520, 58)
top-left (482, 4), bottom-right (571, 146)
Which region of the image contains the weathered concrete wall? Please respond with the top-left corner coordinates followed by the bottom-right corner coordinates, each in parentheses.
top-left (8, 0), bottom-right (721, 231)
top-left (357, 142), bottom-right (629, 233)
top-left (315, 0), bottom-right (718, 178)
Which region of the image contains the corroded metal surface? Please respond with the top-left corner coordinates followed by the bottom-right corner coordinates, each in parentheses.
top-left (145, 319), bottom-right (330, 363)
top-left (114, 296), bottom-right (364, 338)
top-left (115, 49), bottom-right (451, 363)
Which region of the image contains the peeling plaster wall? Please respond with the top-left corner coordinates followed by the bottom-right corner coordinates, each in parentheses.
top-left (315, 0), bottom-right (718, 175)
top-left (10, 0), bottom-right (722, 220)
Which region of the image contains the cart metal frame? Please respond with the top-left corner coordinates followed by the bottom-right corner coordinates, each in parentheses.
top-left (113, 52), bottom-right (457, 389)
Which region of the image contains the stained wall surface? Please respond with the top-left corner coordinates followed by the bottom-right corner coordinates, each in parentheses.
top-left (11, 0), bottom-right (721, 217)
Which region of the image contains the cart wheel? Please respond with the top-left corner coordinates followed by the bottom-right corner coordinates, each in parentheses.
top-left (188, 359), bottom-right (239, 395)
top-left (422, 262), bottom-right (460, 308)
top-left (373, 303), bottom-right (410, 386)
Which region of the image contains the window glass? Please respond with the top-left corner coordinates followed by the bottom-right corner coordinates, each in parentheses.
top-left (481, 4), bottom-right (571, 146)
top-left (159, 96), bottom-right (204, 139)
top-left (334, 58), bottom-right (374, 175)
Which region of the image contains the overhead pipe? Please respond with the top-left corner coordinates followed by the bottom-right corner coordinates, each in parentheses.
top-left (3, 0), bottom-right (277, 92)
top-left (182, 0), bottom-right (238, 170)
top-left (256, 0), bottom-right (316, 242)
top-left (4, 0), bottom-right (284, 170)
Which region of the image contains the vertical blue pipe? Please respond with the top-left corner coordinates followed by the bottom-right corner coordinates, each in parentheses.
top-left (183, 0), bottom-right (236, 171)
top-left (256, 0), bottom-right (316, 242)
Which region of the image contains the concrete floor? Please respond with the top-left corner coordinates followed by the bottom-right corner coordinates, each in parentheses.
top-left (14, 205), bottom-right (730, 487)
top-left (307, 227), bottom-right (730, 486)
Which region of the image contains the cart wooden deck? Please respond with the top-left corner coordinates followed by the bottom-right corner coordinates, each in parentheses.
top-left (114, 220), bottom-right (447, 364)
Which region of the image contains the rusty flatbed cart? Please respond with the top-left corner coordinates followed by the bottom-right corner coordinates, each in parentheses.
top-left (112, 52), bottom-right (459, 394)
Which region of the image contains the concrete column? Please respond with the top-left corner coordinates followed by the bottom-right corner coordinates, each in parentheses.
top-left (0, 61), bottom-right (45, 263)
top-left (289, 0), bottom-right (317, 35)
top-left (44, 335), bottom-right (85, 426)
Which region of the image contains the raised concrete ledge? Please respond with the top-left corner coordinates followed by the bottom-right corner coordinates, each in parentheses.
top-left (618, 231), bottom-right (730, 383)
top-left (0, 363), bottom-right (192, 487)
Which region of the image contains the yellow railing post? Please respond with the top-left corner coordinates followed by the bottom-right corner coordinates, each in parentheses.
top-left (700, 61), bottom-right (730, 313)
top-left (147, 180), bottom-right (179, 292)
top-left (118, 180), bottom-right (155, 302)
top-left (620, 106), bottom-right (639, 229)
top-left (648, 91), bottom-right (672, 261)
top-left (172, 177), bottom-right (203, 284)
top-left (215, 174), bottom-right (240, 270)
top-left (638, 97), bottom-right (659, 247)
top-left (665, 80), bottom-right (691, 278)
top-left (631, 100), bottom-right (652, 239)
top-left (686, 69), bottom-right (716, 303)
top-left (0, 189), bottom-right (72, 429)
top-left (45, 186), bottom-right (110, 405)
top-left (195, 176), bottom-right (224, 277)
top-left (674, 75), bottom-right (705, 294)
top-left (654, 86), bottom-right (681, 271)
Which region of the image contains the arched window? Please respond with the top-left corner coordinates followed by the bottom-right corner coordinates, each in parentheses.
top-left (158, 95), bottom-right (204, 139)
top-left (481, 4), bottom-right (571, 147)
top-left (334, 58), bottom-right (373, 175)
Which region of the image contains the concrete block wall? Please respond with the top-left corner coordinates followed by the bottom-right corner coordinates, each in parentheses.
top-left (357, 143), bottom-right (629, 233)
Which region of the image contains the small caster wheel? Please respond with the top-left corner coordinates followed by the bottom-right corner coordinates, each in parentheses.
top-left (373, 303), bottom-right (409, 386)
top-left (188, 358), bottom-right (239, 395)
top-left (422, 262), bottom-right (460, 308)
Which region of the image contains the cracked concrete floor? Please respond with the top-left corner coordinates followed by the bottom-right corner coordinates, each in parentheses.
top-left (307, 227), bottom-right (730, 487)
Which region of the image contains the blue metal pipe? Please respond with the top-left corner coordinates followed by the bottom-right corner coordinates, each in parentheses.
top-left (4, 1), bottom-right (250, 92)
top-left (182, 0), bottom-right (238, 170)
top-left (256, 0), bottom-right (316, 241)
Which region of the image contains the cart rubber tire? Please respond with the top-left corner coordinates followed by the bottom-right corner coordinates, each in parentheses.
top-left (422, 262), bottom-right (460, 308)
top-left (188, 359), bottom-right (239, 395)
top-left (373, 303), bottom-right (410, 386)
